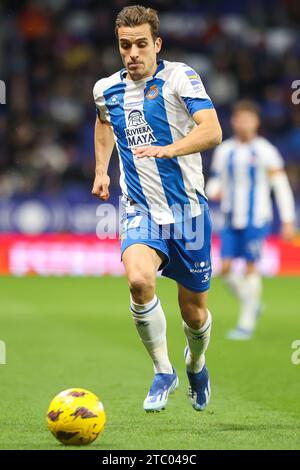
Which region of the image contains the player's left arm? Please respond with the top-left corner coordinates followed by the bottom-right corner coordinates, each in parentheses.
top-left (268, 168), bottom-right (296, 241)
top-left (134, 108), bottom-right (222, 159)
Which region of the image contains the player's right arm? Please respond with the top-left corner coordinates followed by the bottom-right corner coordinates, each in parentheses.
top-left (92, 115), bottom-right (115, 201)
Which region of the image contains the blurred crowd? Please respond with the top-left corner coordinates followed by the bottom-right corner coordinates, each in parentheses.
top-left (0, 0), bottom-right (300, 207)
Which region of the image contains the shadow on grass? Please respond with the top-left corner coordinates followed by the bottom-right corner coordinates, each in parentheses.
top-left (215, 423), bottom-right (300, 432)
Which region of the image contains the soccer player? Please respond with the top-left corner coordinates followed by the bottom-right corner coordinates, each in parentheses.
top-left (92, 6), bottom-right (222, 412)
top-left (206, 101), bottom-right (296, 340)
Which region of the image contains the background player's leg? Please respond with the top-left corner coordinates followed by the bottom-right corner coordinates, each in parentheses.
top-left (122, 244), bottom-right (173, 374)
top-left (225, 261), bottom-right (262, 340)
top-left (220, 227), bottom-right (244, 298)
top-left (236, 262), bottom-right (262, 333)
top-left (178, 285), bottom-right (212, 373)
top-left (222, 258), bottom-right (244, 298)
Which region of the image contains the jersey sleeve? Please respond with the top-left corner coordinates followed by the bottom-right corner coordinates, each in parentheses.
top-left (93, 79), bottom-right (109, 122)
top-left (210, 144), bottom-right (226, 176)
top-left (205, 144), bottom-right (225, 199)
top-left (171, 64), bottom-right (214, 117)
top-left (263, 142), bottom-right (284, 171)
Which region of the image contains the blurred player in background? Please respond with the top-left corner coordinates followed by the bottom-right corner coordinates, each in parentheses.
top-left (206, 101), bottom-right (296, 340)
top-left (92, 6), bottom-right (222, 412)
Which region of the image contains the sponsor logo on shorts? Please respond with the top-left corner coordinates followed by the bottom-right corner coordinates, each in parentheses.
top-left (189, 260), bottom-right (211, 275)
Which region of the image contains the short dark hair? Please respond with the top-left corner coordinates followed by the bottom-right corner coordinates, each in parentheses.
top-left (115, 5), bottom-right (160, 41)
top-left (232, 100), bottom-right (261, 117)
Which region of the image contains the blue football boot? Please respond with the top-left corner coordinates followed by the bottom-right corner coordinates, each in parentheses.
top-left (184, 346), bottom-right (211, 411)
top-left (143, 368), bottom-right (179, 412)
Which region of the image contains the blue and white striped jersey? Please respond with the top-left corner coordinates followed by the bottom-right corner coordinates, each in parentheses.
top-left (208, 136), bottom-right (284, 228)
top-left (93, 59), bottom-right (214, 224)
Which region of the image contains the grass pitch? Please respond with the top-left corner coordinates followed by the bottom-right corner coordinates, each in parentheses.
top-left (0, 276), bottom-right (299, 450)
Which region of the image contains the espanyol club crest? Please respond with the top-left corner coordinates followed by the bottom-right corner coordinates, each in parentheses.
top-left (145, 84), bottom-right (158, 100)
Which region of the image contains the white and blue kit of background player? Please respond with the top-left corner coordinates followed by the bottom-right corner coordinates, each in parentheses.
top-left (94, 60), bottom-right (214, 292)
top-left (208, 136), bottom-right (291, 262)
top-left (207, 135), bottom-right (295, 340)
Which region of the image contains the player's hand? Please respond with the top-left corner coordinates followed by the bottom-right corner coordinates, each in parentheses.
top-left (133, 145), bottom-right (175, 159)
top-left (92, 174), bottom-right (110, 200)
top-left (281, 222), bottom-right (296, 242)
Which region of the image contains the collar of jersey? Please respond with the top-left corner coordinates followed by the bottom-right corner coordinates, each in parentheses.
top-left (120, 59), bottom-right (165, 82)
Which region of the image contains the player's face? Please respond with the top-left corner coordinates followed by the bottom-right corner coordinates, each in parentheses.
top-left (231, 110), bottom-right (260, 141)
top-left (118, 24), bottom-right (162, 81)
